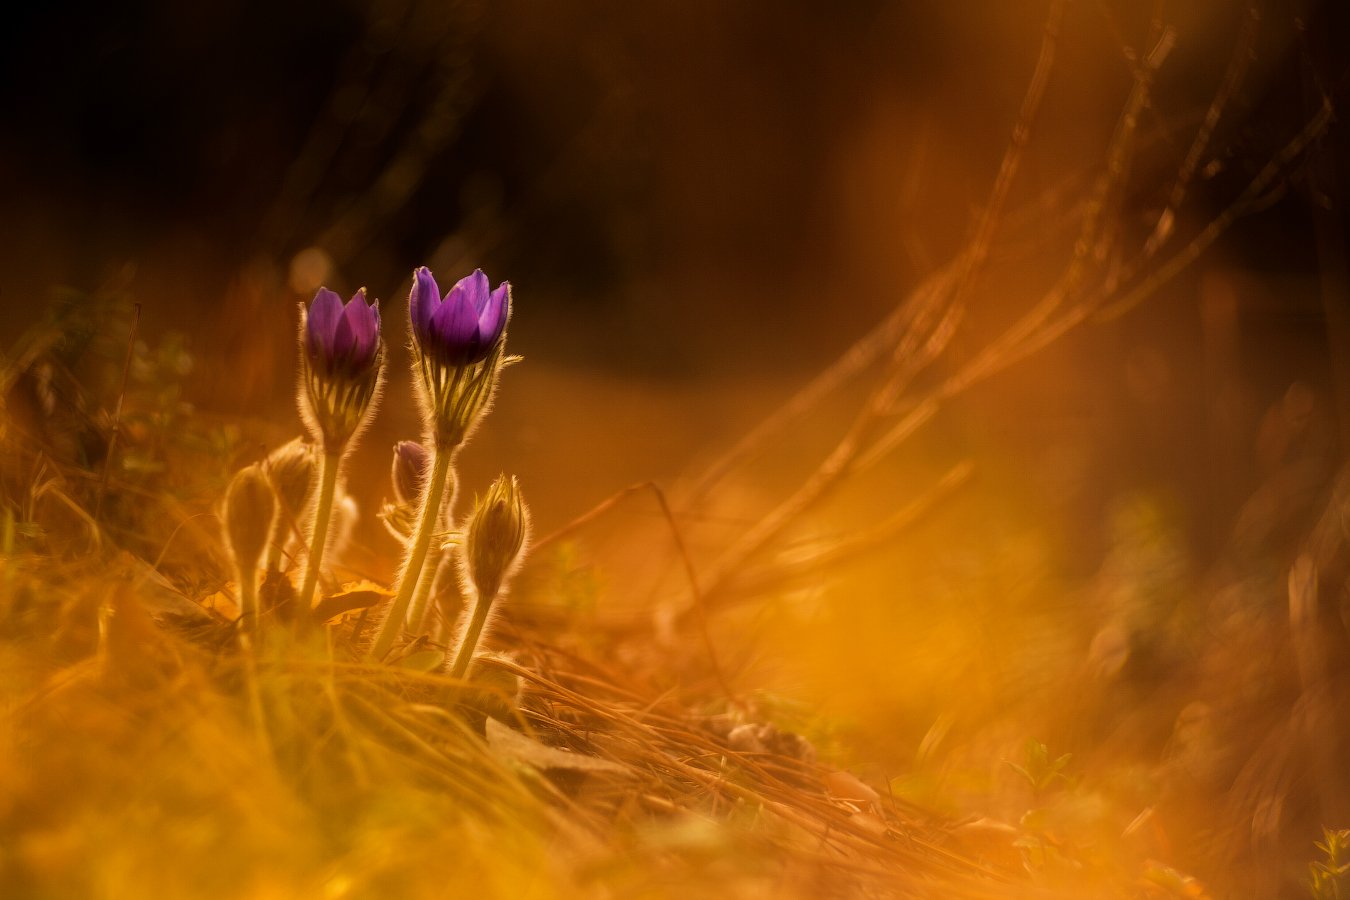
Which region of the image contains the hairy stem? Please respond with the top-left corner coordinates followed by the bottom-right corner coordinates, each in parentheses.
top-left (263, 517), bottom-right (286, 573)
top-left (405, 475), bottom-right (456, 632)
top-left (449, 587), bottom-right (495, 680)
top-left (404, 551), bottom-right (441, 633)
top-left (372, 448), bottom-right (453, 660)
top-left (238, 566), bottom-right (259, 632)
top-left (298, 451), bottom-right (341, 611)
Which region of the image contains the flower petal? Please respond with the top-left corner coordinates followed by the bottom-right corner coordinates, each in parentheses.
top-left (463, 269), bottom-right (492, 315)
top-left (332, 310), bottom-right (355, 363)
top-left (432, 281), bottom-right (483, 361)
top-left (306, 288), bottom-right (344, 358)
top-left (478, 281), bottom-right (510, 346)
top-left (342, 289), bottom-right (379, 366)
top-left (409, 267), bottom-right (440, 345)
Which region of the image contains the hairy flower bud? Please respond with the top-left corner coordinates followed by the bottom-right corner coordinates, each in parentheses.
top-left (409, 268), bottom-right (510, 368)
top-left (298, 287), bottom-right (384, 451)
top-left (223, 464), bottom-right (275, 574)
top-left (464, 474), bottom-right (529, 600)
top-left (391, 440), bottom-right (430, 507)
top-left (406, 267), bottom-right (513, 449)
top-left (265, 438), bottom-right (316, 518)
top-left (305, 287), bottom-right (382, 378)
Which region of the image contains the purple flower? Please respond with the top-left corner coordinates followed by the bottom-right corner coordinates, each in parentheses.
top-left (305, 287), bottom-right (382, 379)
top-left (409, 267), bottom-right (510, 366)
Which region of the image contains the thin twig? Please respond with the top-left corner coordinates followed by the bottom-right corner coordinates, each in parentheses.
top-left (1096, 96), bottom-right (1335, 322)
top-left (531, 481), bottom-right (660, 554)
top-left (1141, 2), bottom-right (1258, 261)
top-left (944, 0), bottom-right (1066, 319)
top-left (646, 483), bottom-right (736, 702)
top-left (703, 460), bottom-right (974, 608)
top-left (529, 480), bottom-right (735, 700)
top-left (689, 17), bottom-right (1170, 612)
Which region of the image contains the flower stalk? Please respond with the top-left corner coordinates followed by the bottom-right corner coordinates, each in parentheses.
top-left (404, 518), bottom-right (449, 633)
top-left (294, 287), bottom-right (384, 611)
top-left (371, 447), bottom-right (452, 659)
top-left (449, 474), bottom-right (528, 679)
top-left (448, 586), bottom-right (495, 680)
top-left (297, 450), bottom-right (342, 611)
top-left (371, 267), bottom-right (512, 658)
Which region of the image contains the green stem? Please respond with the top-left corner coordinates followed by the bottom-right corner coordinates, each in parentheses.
top-left (449, 587), bottom-right (496, 680)
top-left (298, 451), bottom-right (341, 612)
top-left (372, 448), bottom-right (453, 660)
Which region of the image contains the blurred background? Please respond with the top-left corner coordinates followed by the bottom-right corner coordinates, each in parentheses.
top-left (0, 0), bottom-right (1340, 525)
top-left (3, 0), bottom-right (1350, 893)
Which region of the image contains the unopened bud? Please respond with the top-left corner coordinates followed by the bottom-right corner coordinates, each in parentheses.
top-left (391, 440), bottom-right (430, 507)
top-left (298, 288), bottom-right (385, 451)
top-left (464, 474), bottom-right (528, 599)
top-left (223, 464), bottom-right (275, 573)
top-left (265, 438), bottom-right (317, 517)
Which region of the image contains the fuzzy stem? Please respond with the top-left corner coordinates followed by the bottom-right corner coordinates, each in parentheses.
top-left (404, 550), bottom-right (440, 634)
top-left (449, 586), bottom-right (496, 680)
top-left (262, 516), bottom-right (286, 573)
top-left (405, 475), bottom-right (457, 633)
top-left (372, 448), bottom-right (453, 660)
top-left (298, 451), bottom-right (341, 611)
top-left (238, 567), bottom-right (259, 632)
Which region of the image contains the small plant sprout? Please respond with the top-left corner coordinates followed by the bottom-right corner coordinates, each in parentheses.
top-left (260, 438), bottom-right (317, 573)
top-left (221, 463), bottom-right (275, 630)
top-left (379, 440), bottom-right (429, 544)
top-left (1309, 827), bottom-right (1350, 900)
top-left (391, 439), bottom-right (430, 507)
top-left (371, 267), bottom-right (512, 660)
top-left (449, 474), bottom-right (529, 680)
top-left (295, 287), bottom-right (385, 611)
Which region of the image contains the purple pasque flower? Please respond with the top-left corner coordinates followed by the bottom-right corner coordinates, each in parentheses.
top-left (409, 267), bottom-right (510, 367)
top-left (305, 287), bottom-right (382, 379)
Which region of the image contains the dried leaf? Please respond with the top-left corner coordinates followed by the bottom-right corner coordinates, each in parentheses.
top-left (823, 770), bottom-right (880, 805)
top-left (485, 718), bottom-right (632, 777)
top-left (312, 580), bottom-right (392, 623)
top-left (396, 649), bottom-right (446, 672)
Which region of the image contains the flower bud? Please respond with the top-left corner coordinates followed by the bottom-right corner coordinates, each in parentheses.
top-left (406, 267), bottom-right (513, 448)
top-left (298, 287), bottom-right (385, 451)
top-left (305, 287), bottom-right (382, 379)
top-left (464, 474), bottom-right (528, 599)
top-left (379, 500), bottom-right (416, 544)
top-left (391, 440), bottom-right (430, 507)
top-left (222, 464), bottom-right (275, 574)
top-left (264, 438), bottom-right (316, 518)
top-left (409, 268), bottom-right (510, 368)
